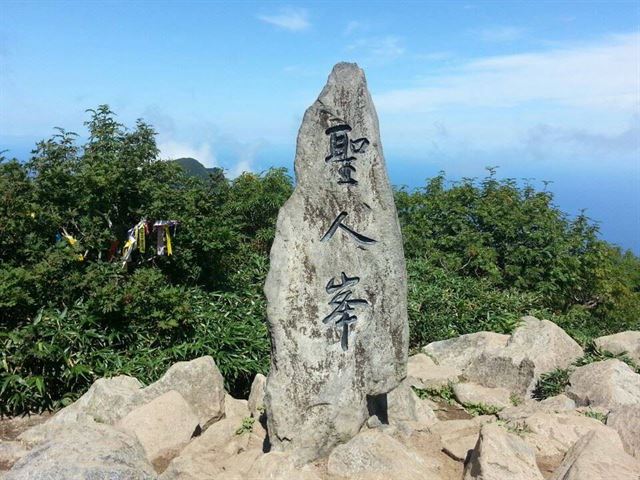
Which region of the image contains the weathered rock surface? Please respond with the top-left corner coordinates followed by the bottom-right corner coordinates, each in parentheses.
top-left (143, 356), bottom-right (225, 428)
top-left (247, 452), bottom-right (322, 480)
top-left (248, 373), bottom-right (266, 418)
top-left (117, 390), bottom-right (199, 471)
top-left (498, 394), bottom-right (576, 422)
top-left (464, 423), bottom-right (543, 480)
top-left (566, 359), bottom-right (640, 409)
top-left (264, 62), bottom-right (409, 463)
top-left (36, 356), bottom-right (225, 435)
top-left (54, 375), bottom-right (145, 425)
top-left (465, 317), bottom-right (583, 395)
top-left (327, 430), bottom-right (440, 480)
top-left (5, 421), bottom-right (156, 480)
top-left (429, 416), bottom-right (494, 462)
top-left (225, 395), bottom-right (250, 420)
top-left (0, 441), bottom-right (27, 471)
top-left (423, 331), bottom-right (510, 371)
top-left (607, 404), bottom-right (640, 458)
top-left (549, 429), bottom-right (640, 480)
top-left (594, 330), bottom-right (640, 364)
top-left (160, 416), bottom-right (261, 480)
top-left (386, 382), bottom-right (438, 431)
top-left (453, 382), bottom-right (512, 409)
top-left (407, 353), bottom-right (461, 389)
top-left (515, 412), bottom-right (617, 468)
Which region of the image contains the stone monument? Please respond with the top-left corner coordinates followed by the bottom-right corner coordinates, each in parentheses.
top-left (264, 62), bottom-right (409, 463)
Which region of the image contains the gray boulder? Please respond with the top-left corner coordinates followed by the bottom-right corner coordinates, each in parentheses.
top-left (594, 331), bottom-right (640, 364)
top-left (464, 423), bottom-right (543, 480)
top-left (465, 317), bottom-right (583, 395)
top-left (429, 416), bottom-right (495, 462)
top-left (117, 390), bottom-right (199, 471)
top-left (498, 394), bottom-right (576, 422)
top-left (142, 356), bottom-right (225, 428)
top-left (160, 417), bottom-right (262, 480)
top-left (386, 381), bottom-right (437, 431)
top-left (453, 382), bottom-right (512, 409)
top-left (6, 421), bottom-right (156, 480)
top-left (607, 404), bottom-right (640, 459)
top-left (248, 373), bottom-right (266, 418)
top-left (53, 375), bottom-right (145, 425)
top-left (423, 331), bottom-right (509, 371)
top-left (327, 430), bottom-right (441, 480)
top-left (264, 62), bottom-right (409, 463)
top-left (567, 359), bottom-right (640, 409)
top-left (406, 353), bottom-right (461, 389)
top-left (247, 452), bottom-right (322, 480)
top-left (549, 429), bottom-right (640, 480)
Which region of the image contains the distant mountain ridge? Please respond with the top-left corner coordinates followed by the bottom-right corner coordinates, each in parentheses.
top-left (172, 157), bottom-right (222, 180)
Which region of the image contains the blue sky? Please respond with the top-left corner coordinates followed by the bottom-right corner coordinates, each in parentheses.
top-left (1, 1), bottom-right (639, 252)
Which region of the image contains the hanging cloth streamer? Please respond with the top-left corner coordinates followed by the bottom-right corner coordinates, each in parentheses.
top-left (122, 219), bottom-right (147, 264)
top-left (153, 220), bottom-right (178, 256)
top-left (61, 228), bottom-right (77, 246)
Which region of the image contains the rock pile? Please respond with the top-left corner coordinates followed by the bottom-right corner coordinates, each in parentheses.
top-left (1, 324), bottom-right (638, 479)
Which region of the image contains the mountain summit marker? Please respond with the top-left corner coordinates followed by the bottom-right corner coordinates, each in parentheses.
top-left (264, 62), bottom-right (409, 463)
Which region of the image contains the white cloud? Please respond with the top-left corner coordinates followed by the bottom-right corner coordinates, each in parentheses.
top-left (158, 140), bottom-right (217, 168)
top-left (258, 8), bottom-right (310, 32)
top-left (347, 35), bottom-right (405, 63)
top-left (376, 33), bottom-right (639, 114)
top-left (477, 26), bottom-right (526, 42)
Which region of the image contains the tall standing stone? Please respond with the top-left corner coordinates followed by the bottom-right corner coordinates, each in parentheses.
top-left (264, 62), bottom-right (409, 463)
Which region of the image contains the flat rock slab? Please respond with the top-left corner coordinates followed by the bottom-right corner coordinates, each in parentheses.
top-left (453, 383), bottom-right (512, 409)
top-left (423, 332), bottom-right (509, 372)
top-left (265, 62), bottom-right (409, 463)
top-left (498, 394), bottom-right (576, 422)
top-left (407, 354), bottom-right (461, 389)
top-left (429, 417), bottom-right (494, 462)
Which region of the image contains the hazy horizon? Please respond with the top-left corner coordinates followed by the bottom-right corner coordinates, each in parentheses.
top-left (1, 0), bottom-right (638, 252)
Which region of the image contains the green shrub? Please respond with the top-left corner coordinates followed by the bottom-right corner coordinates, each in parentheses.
top-left (1, 106), bottom-right (638, 416)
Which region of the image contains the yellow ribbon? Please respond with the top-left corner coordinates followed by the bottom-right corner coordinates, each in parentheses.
top-left (164, 225), bottom-right (172, 256)
top-left (137, 224), bottom-right (146, 253)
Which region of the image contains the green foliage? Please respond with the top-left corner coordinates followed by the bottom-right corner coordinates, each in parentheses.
top-left (1, 106), bottom-right (638, 416)
top-left (532, 368), bottom-right (571, 400)
top-left (583, 409), bottom-right (607, 423)
top-left (532, 343), bottom-right (640, 402)
top-left (510, 393), bottom-right (524, 406)
top-left (235, 416), bottom-right (255, 435)
top-left (397, 169), bottom-right (640, 347)
top-left (412, 383), bottom-right (456, 405)
top-left (575, 343), bottom-right (640, 373)
top-left (496, 419), bottom-right (532, 436)
top-left (464, 403), bottom-right (502, 416)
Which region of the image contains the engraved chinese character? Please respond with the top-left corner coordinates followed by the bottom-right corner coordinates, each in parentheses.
top-left (321, 211), bottom-right (377, 245)
top-left (325, 124), bottom-right (369, 185)
top-left (323, 272), bottom-right (368, 350)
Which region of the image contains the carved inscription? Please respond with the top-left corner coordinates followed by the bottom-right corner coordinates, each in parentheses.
top-left (325, 124), bottom-right (369, 185)
top-left (323, 272), bottom-right (369, 351)
top-left (320, 211), bottom-right (377, 245)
